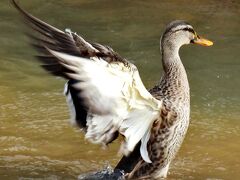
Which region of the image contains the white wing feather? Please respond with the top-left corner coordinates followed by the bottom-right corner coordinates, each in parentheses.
top-left (48, 49), bottom-right (162, 163)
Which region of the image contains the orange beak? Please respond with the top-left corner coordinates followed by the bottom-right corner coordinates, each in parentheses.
top-left (192, 35), bottom-right (213, 46)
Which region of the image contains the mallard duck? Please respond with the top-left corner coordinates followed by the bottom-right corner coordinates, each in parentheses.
top-left (12, 0), bottom-right (213, 179)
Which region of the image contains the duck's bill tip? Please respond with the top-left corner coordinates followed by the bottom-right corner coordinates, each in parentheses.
top-left (193, 37), bottom-right (213, 46)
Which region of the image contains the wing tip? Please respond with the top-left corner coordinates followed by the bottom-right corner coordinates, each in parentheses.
top-left (11, 0), bottom-right (19, 10)
top-left (11, 0), bottom-right (30, 18)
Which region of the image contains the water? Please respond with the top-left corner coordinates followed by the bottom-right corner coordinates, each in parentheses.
top-left (1, 0), bottom-right (240, 179)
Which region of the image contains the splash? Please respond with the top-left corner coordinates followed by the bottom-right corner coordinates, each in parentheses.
top-left (78, 165), bottom-right (125, 180)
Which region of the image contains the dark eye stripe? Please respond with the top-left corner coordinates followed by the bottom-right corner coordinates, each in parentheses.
top-left (182, 27), bottom-right (195, 34)
top-left (167, 27), bottom-right (195, 35)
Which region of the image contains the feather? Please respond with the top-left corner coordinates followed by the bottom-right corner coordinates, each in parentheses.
top-left (12, 0), bottom-right (164, 162)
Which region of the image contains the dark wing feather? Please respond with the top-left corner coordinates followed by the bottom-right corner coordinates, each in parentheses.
top-left (12, 0), bottom-right (129, 68)
top-left (115, 142), bottom-right (141, 173)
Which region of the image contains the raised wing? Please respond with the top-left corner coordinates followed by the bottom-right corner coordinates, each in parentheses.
top-left (12, 0), bottom-right (162, 163)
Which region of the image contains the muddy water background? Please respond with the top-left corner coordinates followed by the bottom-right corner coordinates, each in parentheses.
top-left (0, 0), bottom-right (240, 179)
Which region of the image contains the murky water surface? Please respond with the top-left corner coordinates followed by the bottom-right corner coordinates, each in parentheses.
top-left (1, 0), bottom-right (239, 179)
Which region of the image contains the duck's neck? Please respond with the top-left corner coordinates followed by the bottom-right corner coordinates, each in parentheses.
top-left (160, 45), bottom-right (189, 98)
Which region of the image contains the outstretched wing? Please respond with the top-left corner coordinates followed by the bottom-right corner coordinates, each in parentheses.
top-left (12, 0), bottom-right (162, 163)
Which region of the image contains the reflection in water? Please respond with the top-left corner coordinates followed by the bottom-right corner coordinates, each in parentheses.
top-left (1, 0), bottom-right (240, 179)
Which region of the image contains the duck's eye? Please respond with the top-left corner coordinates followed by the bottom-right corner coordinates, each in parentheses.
top-left (190, 33), bottom-right (199, 43)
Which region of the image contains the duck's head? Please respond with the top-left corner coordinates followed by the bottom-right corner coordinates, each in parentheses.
top-left (160, 20), bottom-right (213, 54)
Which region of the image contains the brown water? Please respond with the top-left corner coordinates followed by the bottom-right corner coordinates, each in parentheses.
top-left (1, 0), bottom-right (240, 179)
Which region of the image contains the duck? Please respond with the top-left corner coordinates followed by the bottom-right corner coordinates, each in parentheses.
top-left (12, 0), bottom-right (213, 179)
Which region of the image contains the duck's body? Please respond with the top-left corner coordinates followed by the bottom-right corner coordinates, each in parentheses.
top-left (117, 22), bottom-right (192, 179)
top-left (131, 72), bottom-right (189, 178)
top-left (12, 1), bottom-right (213, 179)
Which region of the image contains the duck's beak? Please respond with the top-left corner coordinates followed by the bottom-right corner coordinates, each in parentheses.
top-left (191, 34), bottom-right (213, 46)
